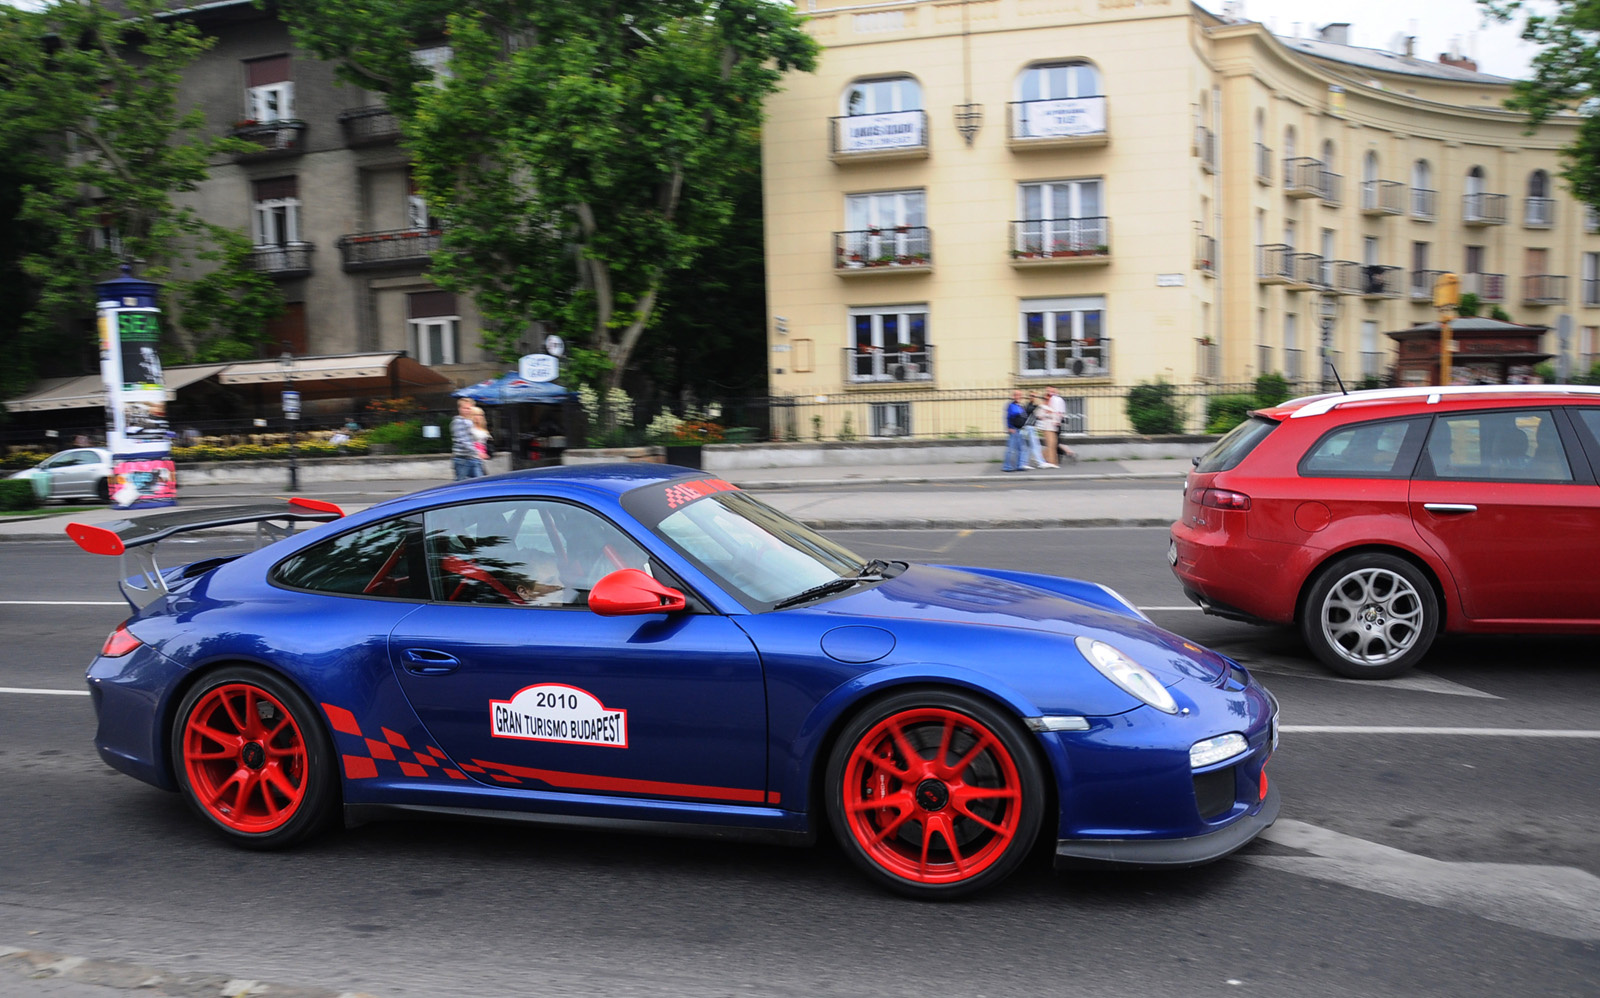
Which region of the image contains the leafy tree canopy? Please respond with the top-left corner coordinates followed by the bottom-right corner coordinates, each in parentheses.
top-left (275, 0), bottom-right (818, 390)
top-left (0, 0), bottom-right (283, 392)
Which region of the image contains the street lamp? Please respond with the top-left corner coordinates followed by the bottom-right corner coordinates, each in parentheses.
top-left (1316, 288), bottom-right (1342, 388)
top-left (280, 346), bottom-right (299, 492)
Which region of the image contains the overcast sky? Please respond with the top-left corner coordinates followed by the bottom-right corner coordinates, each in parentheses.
top-left (1224, 0), bottom-right (1549, 80)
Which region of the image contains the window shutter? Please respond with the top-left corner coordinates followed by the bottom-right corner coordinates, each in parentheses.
top-left (246, 55), bottom-right (291, 87)
top-left (252, 176), bottom-right (299, 201)
top-left (408, 290), bottom-right (457, 318)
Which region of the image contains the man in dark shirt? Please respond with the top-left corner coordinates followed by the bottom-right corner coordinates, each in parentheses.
top-left (1002, 390), bottom-right (1028, 472)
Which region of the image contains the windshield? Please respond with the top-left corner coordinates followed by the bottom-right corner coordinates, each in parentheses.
top-left (621, 477), bottom-right (867, 607)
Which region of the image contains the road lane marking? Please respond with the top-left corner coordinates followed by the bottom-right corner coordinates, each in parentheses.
top-left (1243, 658), bottom-right (1500, 699)
top-left (0, 687), bottom-right (89, 697)
top-left (0, 601), bottom-right (124, 606)
top-left (1245, 819), bottom-right (1600, 941)
top-left (1282, 725), bottom-right (1600, 737)
top-left (1139, 605), bottom-right (1202, 611)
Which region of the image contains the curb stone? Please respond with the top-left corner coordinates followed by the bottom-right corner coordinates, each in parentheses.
top-left (0, 946), bottom-right (380, 998)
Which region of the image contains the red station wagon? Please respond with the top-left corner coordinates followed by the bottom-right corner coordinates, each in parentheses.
top-left (1170, 385), bottom-right (1600, 678)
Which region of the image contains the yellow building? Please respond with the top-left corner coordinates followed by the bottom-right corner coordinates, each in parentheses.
top-left (762, 0), bottom-right (1596, 435)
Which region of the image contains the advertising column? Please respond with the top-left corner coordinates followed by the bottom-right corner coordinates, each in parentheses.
top-left (95, 267), bottom-right (177, 509)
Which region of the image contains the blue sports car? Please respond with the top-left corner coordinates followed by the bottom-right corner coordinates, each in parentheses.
top-left (72, 465), bottom-right (1278, 898)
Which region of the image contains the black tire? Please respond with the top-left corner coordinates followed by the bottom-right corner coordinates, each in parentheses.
top-left (1301, 553), bottom-right (1439, 679)
top-left (95, 477), bottom-right (110, 504)
top-left (825, 688), bottom-right (1045, 900)
top-left (170, 665), bottom-right (339, 849)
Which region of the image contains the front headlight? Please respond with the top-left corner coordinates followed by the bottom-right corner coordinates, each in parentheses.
top-left (1074, 636), bottom-right (1179, 714)
top-left (1189, 732), bottom-right (1248, 768)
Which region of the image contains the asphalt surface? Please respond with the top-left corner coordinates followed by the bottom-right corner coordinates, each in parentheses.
top-left (3, 473), bottom-right (1598, 997)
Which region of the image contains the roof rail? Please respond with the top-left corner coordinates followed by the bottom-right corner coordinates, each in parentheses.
top-left (1286, 383), bottom-right (1600, 419)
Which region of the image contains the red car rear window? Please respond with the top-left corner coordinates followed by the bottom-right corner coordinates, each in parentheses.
top-left (1196, 416), bottom-right (1277, 474)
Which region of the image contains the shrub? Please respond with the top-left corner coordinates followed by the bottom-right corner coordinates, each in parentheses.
top-left (1, 450), bottom-right (51, 471)
top-left (1125, 380), bottom-right (1184, 435)
top-left (1204, 394), bottom-right (1258, 434)
top-left (1253, 373), bottom-right (1291, 407)
top-left (838, 412), bottom-right (857, 441)
top-left (1457, 292), bottom-right (1481, 318)
top-left (672, 419), bottom-right (725, 444)
top-left (364, 419), bottom-right (448, 454)
top-left (0, 478), bottom-right (39, 511)
top-left (1489, 305), bottom-right (1512, 322)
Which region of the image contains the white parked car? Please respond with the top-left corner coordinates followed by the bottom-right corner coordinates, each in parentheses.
top-left (9, 447), bottom-right (113, 502)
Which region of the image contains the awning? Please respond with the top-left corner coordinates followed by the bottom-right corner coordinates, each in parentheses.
top-left (4, 363), bottom-right (231, 413)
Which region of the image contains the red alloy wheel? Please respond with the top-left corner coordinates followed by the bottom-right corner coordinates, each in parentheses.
top-left (840, 706), bottom-right (1025, 885)
top-left (181, 683), bottom-right (309, 834)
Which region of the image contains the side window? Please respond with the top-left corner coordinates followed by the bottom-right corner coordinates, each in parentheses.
top-left (1299, 418), bottom-right (1424, 478)
top-left (1422, 410), bottom-right (1572, 482)
top-left (273, 516), bottom-right (426, 598)
top-left (1577, 408), bottom-right (1600, 452)
top-left (424, 500), bottom-right (650, 608)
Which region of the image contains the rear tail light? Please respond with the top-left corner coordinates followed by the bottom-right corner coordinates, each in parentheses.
top-left (1198, 488), bottom-right (1252, 511)
top-left (102, 622), bottom-right (142, 658)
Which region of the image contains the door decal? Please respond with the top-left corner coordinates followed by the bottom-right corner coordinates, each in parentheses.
top-left (490, 684), bottom-right (628, 748)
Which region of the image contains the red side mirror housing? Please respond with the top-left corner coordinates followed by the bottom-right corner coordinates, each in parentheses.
top-left (588, 569), bottom-right (687, 616)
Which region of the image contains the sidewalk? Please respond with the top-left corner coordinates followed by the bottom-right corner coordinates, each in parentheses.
top-left (0, 456), bottom-right (1190, 541)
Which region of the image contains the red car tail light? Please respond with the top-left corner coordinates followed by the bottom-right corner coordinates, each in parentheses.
top-left (102, 622), bottom-right (142, 658)
top-left (1198, 488), bottom-right (1252, 511)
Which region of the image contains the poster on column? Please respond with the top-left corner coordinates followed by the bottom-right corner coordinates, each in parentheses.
top-left (97, 304), bottom-right (176, 509)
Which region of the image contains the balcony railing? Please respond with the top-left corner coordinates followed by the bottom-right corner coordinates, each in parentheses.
top-left (1196, 338), bottom-right (1220, 381)
top-left (1412, 188), bottom-right (1437, 220)
top-left (338, 106), bottom-right (401, 147)
top-left (1411, 269), bottom-right (1446, 300)
top-left (1007, 96), bottom-right (1108, 146)
top-left (1461, 272), bottom-right (1506, 302)
top-left (1359, 265), bottom-right (1404, 298)
top-left (250, 242), bottom-right (313, 278)
top-left (1320, 172), bottom-right (1343, 207)
top-left (1015, 338), bottom-right (1110, 379)
top-left (1328, 260), bottom-right (1362, 294)
top-left (1255, 143), bottom-right (1272, 184)
top-left (229, 119), bottom-right (306, 159)
top-left (337, 228), bottom-right (441, 270)
top-left (1284, 347), bottom-right (1304, 382)
top-left (1524, 197), bottom-right (1556, 229)
top-left (1010, 218), bottom-right (1109, 264)
top-left (1287, 251), bottom-right (1324, 289)
top-left (1585, 278), bottom-right (1600, 307)
top-left (1196, 126), bottom-right (1216, 173)
top-left (844, 345), bottom-right (935, 384)
top-left (1284, 157), bottom-right (1325, 198)
top-left (1257, 243), bottom-right (1294, 283)
top-left (1463, 193), bottom-right (1508, 225)
top-left (1361, 180), bottom-right (1406, 216)
top-left (830, 110), bottom-right (929, 161)
top-left (835, 227), bottom-right (932, 273)
top-left (1523, 274), bottom-right (1568, 305)
top-left (1196, 233), bottom-right (1216, 275)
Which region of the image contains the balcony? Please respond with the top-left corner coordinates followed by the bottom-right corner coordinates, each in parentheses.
top-left (337, 228), bottom-right (441, 271)
top-left (1284, 157), bottom-right (1325, 199)
top-left (844, 345), bottom-right (935, 384)
top-left (229, 119), bottom-right (306, 160)
top-left (1257, 243), bottom-right (1294, 284)
top-left (1015, 338), bottom-right (1110, 379)
top-left (830, 110), bottom-right (929, 163)
top-left (1255, 143), bottom-right (1272, 185)
top-left (835, 227), bottom-right (932, 275)
top-left (1463, 193), bottom-right (1508, 226)
top-left (1361, 180), bottom-right (1406, 216)
top-left (1196, 233), bottom-right (1216, 276)
top-left (339, 106), bottom-right (401, 147)
top-left (1523, 274), bottom-right (1568, 305)
top-left (1412, 188), bottom-right (1437, 221)
top-left (1010, 218), bottom-right (1109, 267)
top-left (1585, 279), bottom-right (1600, 307)
top-left (1320, 172), bottom-right (1343, 207)
top-left (1359, 265), bottom-right (1404, 299)
top-left (1461, 272), bottom-right (1506, 303)
top-left (1007, 96), bottom-right (1108, 149)
top-left (1195, 338), bottom-right (1220, 381)
top-left (1196, 126), bottom-right (1216, 173)
top-left (1411, 269), bottom-right (1446, 301)
top-left (1328, 260), bottom-right (1362, 294)
top-left (1287, 252), bottom-right (1324, 290)
top-left (1361, 351), bottom-right (1384, 378)
top-left (250, 242), bottom-right (313, 278)
top-left (1524, 197), bottom-right (1556, 229)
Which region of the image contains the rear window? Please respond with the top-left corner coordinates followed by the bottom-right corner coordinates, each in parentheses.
top-left (1195, 416), bottom-right (1277, 474)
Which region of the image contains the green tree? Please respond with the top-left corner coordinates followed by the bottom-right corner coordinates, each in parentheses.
top-left (0, 0), bottom-right (282, 378)
top-left (274, 0), bottom-right (818, 391)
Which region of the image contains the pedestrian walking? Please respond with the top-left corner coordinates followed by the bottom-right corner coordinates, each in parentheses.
top-left (1002, 390), bottom-right (1029, 472)
top-left (451, 397), bottom-right (486, 480)
top-left (1022, 392), bottom-right (1048, 468)
top-left (1047, 386), bottom-right (1077, 463)
top-left (1034, 389), bottom-right (1062, 468)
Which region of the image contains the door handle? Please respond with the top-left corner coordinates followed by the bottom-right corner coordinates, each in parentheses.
top-left (1422, 503), bottom-right (1478, 515)
top-left (401, 648), bottom-right (461, 675)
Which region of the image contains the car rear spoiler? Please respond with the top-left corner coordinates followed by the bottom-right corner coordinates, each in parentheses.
top-left (65, 498), bottom-right (345, 609)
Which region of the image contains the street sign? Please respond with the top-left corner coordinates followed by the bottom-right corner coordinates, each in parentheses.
top-left (544, 334), bottom-right (566, 358)
top-left (282, 390), bottom-right (301, 420)
top-left (519, 353), bottom-right (559, 383)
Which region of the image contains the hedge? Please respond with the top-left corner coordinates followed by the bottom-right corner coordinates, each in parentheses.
top-left (0, 478), bottom-right (39, 511)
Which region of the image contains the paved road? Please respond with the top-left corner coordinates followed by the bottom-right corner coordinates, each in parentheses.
top-left (2, 527), bottom-right (1598, 996)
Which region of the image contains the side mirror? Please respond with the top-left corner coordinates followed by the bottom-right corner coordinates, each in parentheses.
top-left (588, 568), bottom-right (687, 616)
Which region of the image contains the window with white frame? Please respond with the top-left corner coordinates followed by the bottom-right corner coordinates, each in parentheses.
top-left (251, 177), bottom-right (300, 247)
top-left (848, 304), bottom-right (929, 382)
top-left (244, 55), bottom-right (293, 122)
top-left (1583, 252), bottom-right (1600, 306)
top-left (1017, 179), bottom-right (1104, 254)
top-left (407, 173), bottom-right (434, 231)
top-left (1284, 312), bottom-right (1301, 380)
top-left (413, 45), bottom-right (453, 84)
top-left (844, 190), bottom-right (926, 261)
top-left (1361, 320), bottom-right (1380, 377)
top-left (844, 76), bottom-right (921, 114)
top-left (1013, 61), bottom-right (1103, 141)
top-left (1020, 296), bottom-right (1106, 377)
top-left (837, 76), bottom-right (924, 153)
top-left (408, 291), bottom-right (461, 366)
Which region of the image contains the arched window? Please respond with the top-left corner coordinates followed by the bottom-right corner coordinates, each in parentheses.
top-left (1284, 126), bottom-right (1296, 160)
top-left (1321, 139), bottom-right (1336, 169)
top-left (843, 76), bottom-right (921, 115)
top-left (1363, 151), bottom-right (1379, 184)
top-left (1467, 165), bottom-right (1486, 195)
top-left (1527, 169), bottom-right (1554, 226)
top-left (1529, 169), bottom-right (1550, 198)
top-left (1412, 159), bottom-right (1432, 190)
top-left (1254, 109), bottom-right (1265, 144)
top-left (1411, 160), bottom-right (1434, 217)
top-left (1018, 61), bottom-right (1100, 101)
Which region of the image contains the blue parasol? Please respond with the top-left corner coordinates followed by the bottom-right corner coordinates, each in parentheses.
top-left (451, 372), bottom-right (574, 405)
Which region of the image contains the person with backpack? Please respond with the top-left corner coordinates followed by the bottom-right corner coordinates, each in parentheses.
top-left (1002, 390), bottom-right (1029, 472)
